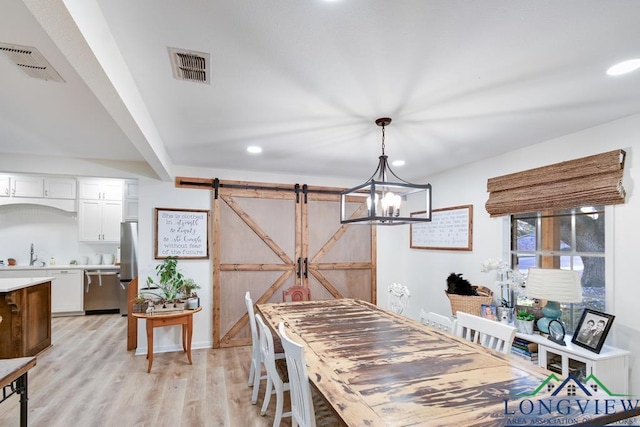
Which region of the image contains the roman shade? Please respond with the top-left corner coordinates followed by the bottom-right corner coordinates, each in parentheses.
top-left (485, 149), bottom-right (626, 217)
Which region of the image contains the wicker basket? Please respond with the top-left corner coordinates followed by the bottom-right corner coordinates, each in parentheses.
top-left (445, 285), bottom-right (494, 316)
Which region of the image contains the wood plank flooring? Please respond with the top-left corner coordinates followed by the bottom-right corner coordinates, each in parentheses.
top-left (0, 314), bottom-right (293, 427)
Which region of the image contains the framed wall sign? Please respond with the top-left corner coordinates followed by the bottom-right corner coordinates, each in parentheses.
top-left (410, 204), bottom-right (473, 250)
top-left (154, 208), bottom-right (210, 259)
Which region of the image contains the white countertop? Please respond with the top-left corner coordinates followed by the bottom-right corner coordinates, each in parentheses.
top-left (0, 264), bottom-right (120, 271)
top-left (0, 277), bottom-right (55, 293)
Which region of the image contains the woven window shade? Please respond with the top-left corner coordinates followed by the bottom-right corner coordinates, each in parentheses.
top-left (485, 149), bottom-right (626, 217)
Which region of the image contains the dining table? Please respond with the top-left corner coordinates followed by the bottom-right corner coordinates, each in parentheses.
top-left (256, 298), bottom-right (639, 427)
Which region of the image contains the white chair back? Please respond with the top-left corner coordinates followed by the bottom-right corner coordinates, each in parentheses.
top-left (387, 283), bottom-right (410, 314)
top-left (278, 322), bottom-right (316, 427)
top-left (244, 291), bottom-right (263, 404)
top-left (455, 311), bottom-right (516, 354)
top-left (419, 309), bottom-right (457, 333)
top-left (255, 314), bottom-right (291, 426)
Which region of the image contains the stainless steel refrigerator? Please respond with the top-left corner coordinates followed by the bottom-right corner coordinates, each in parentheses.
top-left (119, 221), bottom-right (138, 315)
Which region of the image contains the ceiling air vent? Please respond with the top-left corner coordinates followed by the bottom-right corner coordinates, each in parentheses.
top-left (0, 42), bottom-right (65, 83)
top-left (168, 47), bottom-right (210, 84)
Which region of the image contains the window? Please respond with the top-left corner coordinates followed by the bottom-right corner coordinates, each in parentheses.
top-left (510, 207), bottom-right (605, 334)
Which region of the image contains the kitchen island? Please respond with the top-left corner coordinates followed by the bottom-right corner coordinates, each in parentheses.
top-left (0, 277), bottom-right (53, 358)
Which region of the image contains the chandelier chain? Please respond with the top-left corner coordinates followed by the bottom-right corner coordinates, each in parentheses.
top-left (381, 124), bottom-right (386, 155)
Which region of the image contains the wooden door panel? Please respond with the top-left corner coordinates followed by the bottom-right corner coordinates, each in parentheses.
top-left (308, 269), bottom-right (372, 300)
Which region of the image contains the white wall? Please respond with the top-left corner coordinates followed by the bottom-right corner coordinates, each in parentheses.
top-left (377, 112), bottom-right (640, 393)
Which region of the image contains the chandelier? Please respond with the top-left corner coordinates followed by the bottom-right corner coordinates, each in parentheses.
top-left (340, 118), bottom-right (432, 225)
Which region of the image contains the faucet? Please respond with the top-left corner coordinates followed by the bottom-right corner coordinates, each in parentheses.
top-left (29, 243), bottom-right (38, 266)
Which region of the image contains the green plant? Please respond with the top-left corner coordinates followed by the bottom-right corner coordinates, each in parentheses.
top-left (144, 257), bottom-right (187, 303)
top-left (516, 309), bottom-right (535, 321)
top-left (181, 278), bottom-right (200, 298)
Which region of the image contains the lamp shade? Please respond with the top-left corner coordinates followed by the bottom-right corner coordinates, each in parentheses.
top-left (525, 268), bottom-right (582, 303)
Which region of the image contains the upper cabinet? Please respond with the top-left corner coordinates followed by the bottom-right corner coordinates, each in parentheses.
top-left (44, 177), bottom-right (77, 199)
top-left (78, 179), bottom-right (123, 201)
top-left (123, 179), bottom-right (138, 220)
top-left (78, 179), bottom-right (123, 242)
top-left (0, 174), bottom-right (77, 210)
top-left (11, 175), bottom-right (44, 198)
top-left (0, 175), bottom-right (9, 197)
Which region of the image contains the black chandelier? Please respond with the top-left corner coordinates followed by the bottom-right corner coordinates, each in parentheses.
top-left (340, 118), bottom-right (432, 225)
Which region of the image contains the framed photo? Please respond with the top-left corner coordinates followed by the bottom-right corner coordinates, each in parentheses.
top-left (481, 304), bottom-right (498, 321)
top-left (571, 309), bottom-right (615, 354)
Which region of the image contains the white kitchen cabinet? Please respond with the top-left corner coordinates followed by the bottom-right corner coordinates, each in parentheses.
top-left (78, 179), bottom-right (123, 201)
top-left (516, 332), bottom-right (630, 394)
top-left (0, 175), bottom-right (10, 197)
top-left (44, 177), bottom-right (76, 199)
top-left (49, 269), bottom-right (83, 315)
top-left (79, 199), bottom-right (123, 242)
top-left (123, 179), bottom-right (138, 220)
top-left (11, 175), bottom-right (44, 198)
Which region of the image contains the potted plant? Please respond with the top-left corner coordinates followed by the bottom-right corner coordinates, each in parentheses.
top-left (182, 278), bottom-right (201, 309)
top-left (143, 256), bottom-right (188, 312)
top-left (131, 294), bottom-right (149, 313)
top-left (515, 309), bottom-right (535, 334)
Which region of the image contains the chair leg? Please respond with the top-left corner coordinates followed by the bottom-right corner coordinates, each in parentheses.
top-left (251, 363), bottom-right (262, 404)
top-left (248, 359), bottom-right (255, 387)
top-left (260, 376), bottom-right (273, 416)
top-left (272, 381), bottom-right (284, 427)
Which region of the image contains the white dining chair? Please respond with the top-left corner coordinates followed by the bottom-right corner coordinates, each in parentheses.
top-left (255, 313), bottom-right (291, 426)
top-left (245, 291), bottom-right (284, 405)
top-left (455, 311), bottom-right (516, 354)
top-left (278, 322), bottom-right (340, 427)
top-left (387, 282), bottom-right (410, 314)
top-left (419, 309), bottom-right (457, 333)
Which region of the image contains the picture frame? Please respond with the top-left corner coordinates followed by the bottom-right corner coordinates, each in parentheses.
top-left (480, 304), bottom-right (498, 321)
top-left (410, 204), bottom-right (473, 251)
top-left (154, 208), bottom-right (210, 259)
top-left (571, 308), bottom-right (615, 354)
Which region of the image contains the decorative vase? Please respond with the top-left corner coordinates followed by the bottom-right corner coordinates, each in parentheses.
top-left (515, 319), bottom-right (534, 335)
top-left (186, 297), bottom-right (200, 310)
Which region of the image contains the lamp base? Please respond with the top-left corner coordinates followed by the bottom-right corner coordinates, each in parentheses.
top-left (535, 301), bottom-right (562, 334)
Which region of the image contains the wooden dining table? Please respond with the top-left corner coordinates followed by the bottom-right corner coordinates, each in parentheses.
top-left (256, 298), bottom-right (639, 427)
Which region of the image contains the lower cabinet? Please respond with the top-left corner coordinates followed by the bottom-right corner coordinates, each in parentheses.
top-left (517, 332), bottom-right (630, 395)
top-left (49, 269), bottom-right (83, 315)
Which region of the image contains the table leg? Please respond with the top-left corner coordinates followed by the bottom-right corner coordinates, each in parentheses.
top-left (186, 315), bottom-right (193, 365)
top-left (146, 319), bottom-right (154, 373)
top-left (17, 373), bottom-right (28, 427)
top-left (182, 324), bottom-right (187, 353)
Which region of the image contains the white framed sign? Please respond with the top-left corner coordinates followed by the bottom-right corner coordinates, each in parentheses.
top-left (154, 208), bottom-right (210, 259)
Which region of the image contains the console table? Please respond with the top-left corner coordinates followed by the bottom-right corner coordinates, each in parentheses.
top-left (0, 356), bottom-right (37, 427)
top-left (516, 332), bottom-right (630, 394)
top-left (133, 307), bottom-right (202, 373)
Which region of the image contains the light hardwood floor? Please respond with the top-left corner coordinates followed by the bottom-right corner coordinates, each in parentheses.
top-left (0, 314), bottom-right (294, 427)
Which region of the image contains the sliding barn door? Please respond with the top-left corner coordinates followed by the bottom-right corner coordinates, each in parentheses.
top-left (211, 181), bottom-right (375, 348)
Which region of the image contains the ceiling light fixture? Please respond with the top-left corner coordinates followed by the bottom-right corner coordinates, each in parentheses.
top-left (247, 146), bottom-right (262, 154)
top-left (340, 118), bottom-right (432, 225)
top-left (606, 58), bottom-right (640, 76)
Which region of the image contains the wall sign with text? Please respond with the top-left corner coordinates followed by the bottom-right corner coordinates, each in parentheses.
top-left (154, 208), bottom-right (210, 259)
top-left (410, 205), bottom-right (473, 251)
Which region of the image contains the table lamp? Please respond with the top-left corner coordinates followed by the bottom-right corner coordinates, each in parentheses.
top-left (524, 268), bottom-right (582, 334)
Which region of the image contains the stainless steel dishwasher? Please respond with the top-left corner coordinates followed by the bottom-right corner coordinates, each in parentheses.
top-left (83, 269), bottom-right (121, 314)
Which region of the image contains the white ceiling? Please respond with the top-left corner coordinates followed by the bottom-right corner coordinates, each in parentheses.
top-left (1, 0), bottom-right (639, 183)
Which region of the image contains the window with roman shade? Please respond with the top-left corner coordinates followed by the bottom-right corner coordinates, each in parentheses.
top-left (485, 149), bottom-right (626, 217)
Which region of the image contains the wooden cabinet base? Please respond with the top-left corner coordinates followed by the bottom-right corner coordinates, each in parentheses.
top-left (0, 281), bottom-right (52, 358)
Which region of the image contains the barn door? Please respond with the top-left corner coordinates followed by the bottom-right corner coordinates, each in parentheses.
top-left (200, 180), bottom-right (375, 349)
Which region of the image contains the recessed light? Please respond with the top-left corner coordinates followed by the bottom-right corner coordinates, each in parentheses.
top-left (392, 160), bottom-right (405, 167)
top-left (606, 59), bottom-right (640, 76)
top-left (247, 146), bottom-right (262, 154)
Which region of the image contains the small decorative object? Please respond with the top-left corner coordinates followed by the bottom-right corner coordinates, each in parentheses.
top-left (571, 309), bottom-right (615, 354)
top-left (142, 256), bottom-right (199, 312)
top-left (480, 258), bottom-right (525, 310)
top-left (481, 304), bottom-right (498, 321)
top-left (182, 278), bottom-right (201, 310)
top-left (69, 259), bottom-right (78, 265)
top-left (131, 294), bottom-right (149, 313)
top-left (515, 309), bottom-right (535, 334)
top-left (547, 319), bottom-right (566, 346)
